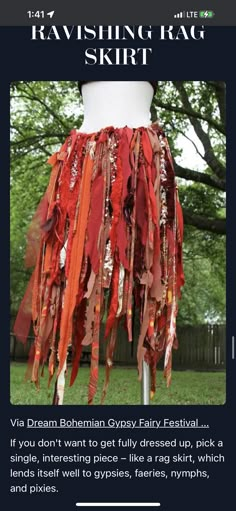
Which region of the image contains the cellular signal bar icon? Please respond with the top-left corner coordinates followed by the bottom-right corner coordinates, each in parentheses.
top-left (174, 12), bottom-right (185, 18)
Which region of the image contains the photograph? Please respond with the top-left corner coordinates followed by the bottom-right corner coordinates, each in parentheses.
top-left (10, 80), bottom-right (226, 405)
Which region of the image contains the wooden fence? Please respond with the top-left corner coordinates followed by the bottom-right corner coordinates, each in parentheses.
top-left (173, 324), bottom-right (226, 369)
top-left (10, 323), bottom-right (226, 370)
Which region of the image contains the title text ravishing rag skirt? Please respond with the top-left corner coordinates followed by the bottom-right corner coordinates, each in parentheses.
top-left (14, 123), bottom-right (184, 404)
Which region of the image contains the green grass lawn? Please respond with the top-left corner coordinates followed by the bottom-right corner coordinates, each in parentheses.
top-left (10, 363), bottom-right (226, 405)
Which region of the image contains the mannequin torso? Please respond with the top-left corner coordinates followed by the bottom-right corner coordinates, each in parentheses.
top-left (78, 81), bottom-right (153, 132)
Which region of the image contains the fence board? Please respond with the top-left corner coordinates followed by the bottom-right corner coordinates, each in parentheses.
top-left (10, 323), bottom-right (226, 370)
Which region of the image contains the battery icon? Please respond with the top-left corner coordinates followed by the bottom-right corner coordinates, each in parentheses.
top-left (199, 11), bottom-right (215, 18)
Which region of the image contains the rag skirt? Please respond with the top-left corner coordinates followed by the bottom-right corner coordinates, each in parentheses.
top-left (14, 123), bottom-right (184, 404)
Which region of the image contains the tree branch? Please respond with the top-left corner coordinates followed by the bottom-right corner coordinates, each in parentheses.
top-left (172, 81), bottom-right (225, 181)
top-left (205, 81), bottom-right (226, 127)
top-left (11, 133), bottom-right (67, 146)
top-left (174, 163), bottom-right (226, 191)
top-left (169, 122), bottom-right (204, 160)
top-left (12, 90), bottom-right (70, 131)
top-left (183, 209), bottom-right (226, 234)
top-left (11, 143), bottom-right (51, 159)
top-left (153, 97), bottom-right (225, 135)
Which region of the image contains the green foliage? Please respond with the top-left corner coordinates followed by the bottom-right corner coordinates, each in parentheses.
top-left (10, 81), bottom-right (83, 311)
top-left (179, 226), bottom-right (225, 324)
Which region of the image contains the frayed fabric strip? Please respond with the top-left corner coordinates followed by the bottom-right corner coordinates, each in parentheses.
top-left (14, 123), bottom-right (184, 404)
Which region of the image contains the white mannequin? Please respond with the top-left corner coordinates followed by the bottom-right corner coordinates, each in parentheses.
top-left (79, 81), bottom-right (153, 132)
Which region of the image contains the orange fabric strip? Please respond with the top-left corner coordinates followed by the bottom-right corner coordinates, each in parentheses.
top-left (58, 138), bottom-right (95, 374)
